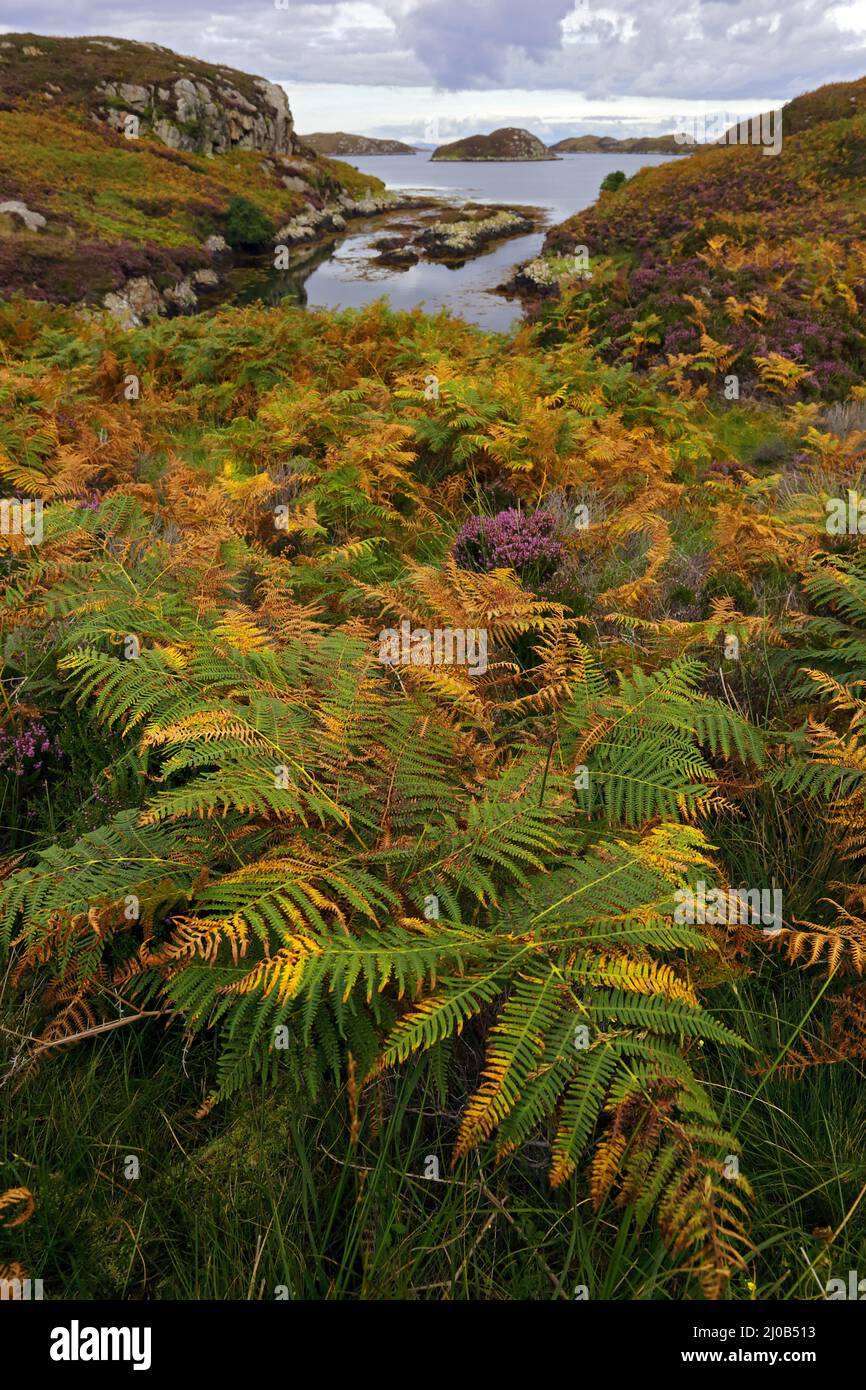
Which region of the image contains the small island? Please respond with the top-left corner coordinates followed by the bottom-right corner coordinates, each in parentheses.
top-left (431, 127), bottom-right (557, 161)
top-left (301, 132), bottom-right (417, 156)
top-left (549, 134), bottom-right (692, 155)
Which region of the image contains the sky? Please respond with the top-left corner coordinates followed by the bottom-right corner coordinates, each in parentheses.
top-left (4, 0), bottom-right (866, 141)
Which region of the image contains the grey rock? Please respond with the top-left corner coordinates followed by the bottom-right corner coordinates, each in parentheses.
top-left (102, 276), bottom-right (165, 328)
top-left (163, 277), bottom-right (198, 310)
top-left (281, 175), bottom-right (314, 194)
top-left (0, 200), bottom-right (47, 232)
top-left (117, 83), bottom-right (149, 110)
top-left (154, 119), bottom-right (183, 148)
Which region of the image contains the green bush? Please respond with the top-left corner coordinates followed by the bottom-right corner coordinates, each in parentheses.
top-left (600, 170), bottom-right (627, 193)
top-left (224, 195), bottom-right (274, 250)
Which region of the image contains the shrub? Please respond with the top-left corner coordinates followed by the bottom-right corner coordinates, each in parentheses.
top-left (224, 195), bottom-right (274, 250)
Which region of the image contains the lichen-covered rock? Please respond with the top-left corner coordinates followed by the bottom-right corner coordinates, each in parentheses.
top-left (163, 276), bottom-right (198, 311)
top-left (102, 270), bottom-right (209, 326)
top-left (103, 275), bottom-right (165, 328)
top-left (518, 257), bottom-right (562, 290)
top-left (419, 209), bottom-right (531, 257)
top-left (95, 70), bottom-right (296, 156)
top-left (275, 205), bottom-right (353, 243)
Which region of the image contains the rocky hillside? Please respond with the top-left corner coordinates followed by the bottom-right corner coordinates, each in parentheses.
top-left (0, 32), bottom-right (296, 155)
top-left (431, 127), bottom-right (556, 161)
top-left (549, 134), bottom-right (690, 155)
top-left (302, 132), bottom-right (416, 156)
top-left (0, 33), bottom-right (386, 317)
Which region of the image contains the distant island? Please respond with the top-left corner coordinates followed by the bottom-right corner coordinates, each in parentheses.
top-left (549, 134), bottom-right (693, 155)
top-left (431, 127), bottom-right (557, 161)
top-left (301, 132), bottom-right (416, 156)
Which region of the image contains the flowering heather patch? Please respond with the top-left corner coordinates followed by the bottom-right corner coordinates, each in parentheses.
top-left (452, 508), bottom-right (565, 584)
top-left (0, 720), bottom-right (62, 777)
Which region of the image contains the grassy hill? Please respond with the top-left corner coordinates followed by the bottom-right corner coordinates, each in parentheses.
top-left (0, 33), bottom-right (381, 307)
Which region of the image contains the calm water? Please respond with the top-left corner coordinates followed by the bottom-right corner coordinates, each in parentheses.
top-left (235, 151), bottom-right (678, 331)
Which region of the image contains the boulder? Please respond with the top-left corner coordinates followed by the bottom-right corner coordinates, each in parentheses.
top-left (163, 277), bottom-right (198, 311)
top-left (0, 200), bottom-right (47, 232)
top-left (103, 276), bottom-right (165, 329)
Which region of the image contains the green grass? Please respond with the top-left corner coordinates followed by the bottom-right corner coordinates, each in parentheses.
top-left (4, 970), bottom-right (865, 1301)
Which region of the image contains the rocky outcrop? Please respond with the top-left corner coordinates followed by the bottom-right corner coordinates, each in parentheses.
top-left (102, 265), bottom-right (220, 328)
top-left (96, 73), bottom-right (296, 156)
top-left (418, 208), bottom-right (532, 259)
top-left (274, 190), bottom-right (406, 244)
top-left (0, 200), bottom-right (47, 232)
top-left (0, 32), bottom-right (297, 157)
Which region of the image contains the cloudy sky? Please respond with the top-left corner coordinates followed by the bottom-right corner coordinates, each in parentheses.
top-left (4, 0), bottom-right (866, 140)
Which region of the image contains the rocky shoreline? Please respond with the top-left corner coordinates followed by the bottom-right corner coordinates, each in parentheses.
top-left (97, 189), bottom-right (418, 327)
top-left (99, 196), bottom-right (546, 325)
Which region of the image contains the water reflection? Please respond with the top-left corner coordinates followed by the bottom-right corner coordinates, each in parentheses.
top-left (225, 151), bottom-right (679, 330)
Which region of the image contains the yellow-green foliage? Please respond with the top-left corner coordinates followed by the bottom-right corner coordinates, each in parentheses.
top-left (0, 110), bottom-right (376, 248)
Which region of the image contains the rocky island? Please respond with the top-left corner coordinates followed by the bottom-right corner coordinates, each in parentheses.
top-left (548, 134), bottom-right (692, 155)
top-left (371, 203), bottom-right (538, 267)
top-left (431, 127), bottom-right (557, 161)
top-left (301, 132), bottom-right (417, 156)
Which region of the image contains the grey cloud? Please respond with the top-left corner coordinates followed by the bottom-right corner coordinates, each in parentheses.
top-left (394, 0), bottom-right (576, 88)
top-left (3, 0), bottom-right (866, 103)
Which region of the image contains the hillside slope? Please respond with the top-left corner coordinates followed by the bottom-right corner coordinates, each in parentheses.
top-left (0, 32), bottom-right (296, 154)
top-left (529, 80), bottom-right (866, 399)
top-left (0, 33), bottom-right (383, 313)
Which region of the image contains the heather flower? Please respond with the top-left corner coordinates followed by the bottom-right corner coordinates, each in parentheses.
top-left (452, 508), bottom-right (565, 586)
top-left (0, 719), bottom-right (62, 777)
